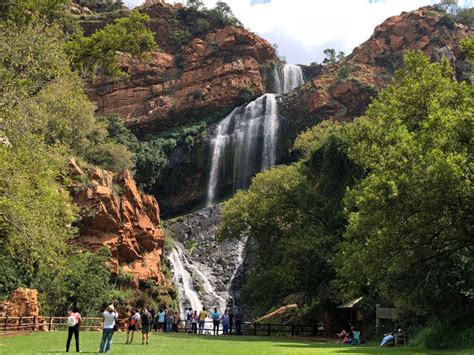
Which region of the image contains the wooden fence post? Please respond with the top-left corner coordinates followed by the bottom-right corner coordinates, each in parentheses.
top-left (4, 317), bottom-right (7, 332)
top-left (18, 317), bottom-right (22, 331)
top-left (49, 316), bottom-right (53, 331)
top-left (267, 323), bottom-right (271, 336)
top-left (33, 316), bottom-right (37, 331)
top-left (253, 323), bottom-right (257, 336)
top-left (291, 324), bottom-right (295, 337)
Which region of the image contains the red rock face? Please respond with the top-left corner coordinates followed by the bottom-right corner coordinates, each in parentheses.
top-left (87, 3), bottom-right (276, 133)
top-left (0, 288), bottom-right (40, 317)
top-left (283, 7), bottom-right (472, 126)
top-left (68, 159), bottom-right (166, 286)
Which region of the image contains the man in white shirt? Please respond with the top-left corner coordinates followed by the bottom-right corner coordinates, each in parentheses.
top-left (99, 304), bottom-right (118, 353)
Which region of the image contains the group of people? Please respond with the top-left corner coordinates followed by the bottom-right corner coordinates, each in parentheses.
top-left (65, 304), bottom-right (245, 353)
top-left (182, 306), bottom-right (244, 335)
top-left (336, 326), bottom-right (361, 345)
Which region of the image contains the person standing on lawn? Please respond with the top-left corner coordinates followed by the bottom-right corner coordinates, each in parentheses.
top-left (222, 309), bottom-right (230, 335)
top-left (235, 309), bottom-right (243, 335)
top-left (211, 307), bottom-right (221, 335)
top-left (191, 310), bottom-right (198, 334)
top-left (99, 304), bottom-right (118, 353)
top-left (198, 307), bottom-right (207, 335)
top-left (140, 307), bottom-right (152, 345)
top-left (126, 310), bottom-right (140, 344)
top-left (66, 307), bottom-right (81, 353)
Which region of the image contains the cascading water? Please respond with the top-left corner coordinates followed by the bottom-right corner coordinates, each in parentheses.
top-left (206, 94), bottom-right (279, 206)
top-left (206, 64), bottom-right (304, 206)
top-left (168, 65), bottom-right (305, 316)
top-left (273, 64), bottom-right (305, 95)
top-left (168, 246), bottom-right (202, 317)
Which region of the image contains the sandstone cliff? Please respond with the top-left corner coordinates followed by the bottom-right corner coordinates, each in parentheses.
top-left (67, 159), bottom-right (167, 287)
top-left (280, 7), bottom-right (472, 133)
top-left (86, 1), bottom-right (276, 134)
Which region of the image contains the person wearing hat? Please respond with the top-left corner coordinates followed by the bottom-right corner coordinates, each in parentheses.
top-left (99, 304), bottom-right (118, 353)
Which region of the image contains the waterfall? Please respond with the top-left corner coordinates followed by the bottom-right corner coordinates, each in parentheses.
top-left (206, 94), bottom-right (279, 206)
top-left (168, 246), bottom-right (202, 317)
top-left (206, 64), bottom-right (305, 206)
top-left (282, 64), bottom-right (304, 93)
top-left (168, 242), bottom-right (228, 316)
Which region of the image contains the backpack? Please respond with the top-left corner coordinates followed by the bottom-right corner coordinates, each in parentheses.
top-left (129, 316), bottom-right (136, 327)
top-left (141, 312), bottom-right (151, 326)
top-left (67, 315), bottom-right (77, 327)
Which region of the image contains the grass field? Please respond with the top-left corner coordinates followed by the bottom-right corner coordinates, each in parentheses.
top-left (0, 332), bottom-right (472, 354)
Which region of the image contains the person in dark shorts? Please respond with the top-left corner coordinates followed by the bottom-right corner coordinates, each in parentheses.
top-left (126, 310), bottom-right (140, 344)
top-left (66, 307), bottom-right (81, 352)
top-left (156, 309), bottom-right (165, 332)
top-left (140, 307), bottom-right (152, 345)
top-left (211, 307), bottom-right (221, 335)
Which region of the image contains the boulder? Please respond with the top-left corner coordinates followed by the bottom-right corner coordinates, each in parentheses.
top-left (0, 288), bottom-right (40, 317)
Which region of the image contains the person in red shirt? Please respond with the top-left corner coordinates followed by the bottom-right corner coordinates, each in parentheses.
top-left (66, 307), bottom-right (82, 352)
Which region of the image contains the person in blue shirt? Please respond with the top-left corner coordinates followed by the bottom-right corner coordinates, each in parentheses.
top-left (211, 308), bottom-right (221, 335)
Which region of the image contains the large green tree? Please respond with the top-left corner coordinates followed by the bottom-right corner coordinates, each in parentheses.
top-left (219, 121), bottom-right (362, 316)
top-left (337, 52), bottom-right (473, 325)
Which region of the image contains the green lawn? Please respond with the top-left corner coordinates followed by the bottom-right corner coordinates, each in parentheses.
top-left (0, 332), bottom-right (472, 354)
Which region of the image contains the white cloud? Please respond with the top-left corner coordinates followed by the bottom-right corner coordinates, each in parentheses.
top-left (123, 0), bottom-right (463, 64)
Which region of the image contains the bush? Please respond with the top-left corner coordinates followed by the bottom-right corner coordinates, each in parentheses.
top-left (66, 10), bottom-right (158, 78)
top-left (86, 142), bottom-right (134, 172)
top-left (411, 321), bottom-right (474, 350)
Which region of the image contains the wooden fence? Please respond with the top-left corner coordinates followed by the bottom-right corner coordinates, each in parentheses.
top-left (0, 316), bottom-right (324, 338)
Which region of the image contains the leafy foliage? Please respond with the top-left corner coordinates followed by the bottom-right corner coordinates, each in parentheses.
top-left (322, 48), bottom-right (346, 65)
top-left (220, 122), bottom-right (362, 316)
top-left (336, 52), bottom-right (474, 341)
top-left (220, 51), bottom-right (473, 349)
top-left (66, 10), bottom-right (158, 78)
top-left (0, 5), bottom-right (142, 315)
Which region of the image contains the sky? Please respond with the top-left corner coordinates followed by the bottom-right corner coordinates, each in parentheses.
top-left (123, 0), bottom-right (470, 64)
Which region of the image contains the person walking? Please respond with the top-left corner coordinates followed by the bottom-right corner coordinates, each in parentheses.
top-left (211, 307), bottom-right (221, 335)
top-left (235, 309), bottom-right (243, 335)
top-left (66, 307), bottom-right (81, 352)
top-left (99, 304), bottom-right (118, 353)
top-left (140, 307), bottom-right (152, 345)
top-left (222, 309), bottom-right (230, 335)
top-left (191, 310), bottom-right (198, 334)
top-left (198, 307), bottom-right (207, 335)
top-left (126, 310), bottom-right (140, 344)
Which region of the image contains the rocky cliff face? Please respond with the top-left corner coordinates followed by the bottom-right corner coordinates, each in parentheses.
top-left (0, 288), bottom-right (40, 317)
top-left (67, 159), bottom-right (167, 287)
top-left (280, 7), bottom-right (472, 134)
top-left (87, 1), bottom-right (276, 134)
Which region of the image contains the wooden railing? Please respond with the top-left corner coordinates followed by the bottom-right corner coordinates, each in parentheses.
top-left (0, 316), bottom-right (326, 338)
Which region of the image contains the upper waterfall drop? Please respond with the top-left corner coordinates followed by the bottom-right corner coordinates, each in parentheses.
top-left (273, 64), bottom-right (305, 94)
top-left (206, 64), bottom-right (305, 206)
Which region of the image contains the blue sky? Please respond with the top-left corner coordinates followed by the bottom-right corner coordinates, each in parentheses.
top-left (123, 0), bottom-right (468, 64)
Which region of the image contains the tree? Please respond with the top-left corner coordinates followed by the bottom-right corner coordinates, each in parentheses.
top-left (322, 48), bottom-right (345, 64)
top-left (337, 51), bottom-right (473, 329)
top-left (434, 0), bottom-right (459, 15)
top-left (186, 0), bottom-right (205, 11)
top-left (219, 121), bottom-right (362, 316)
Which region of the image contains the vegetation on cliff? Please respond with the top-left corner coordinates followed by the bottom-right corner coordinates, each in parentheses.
top-left (0, 1), bottom-right (167, 315)
top-left (220, 51), bottom-right (474, 349)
